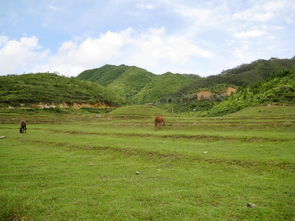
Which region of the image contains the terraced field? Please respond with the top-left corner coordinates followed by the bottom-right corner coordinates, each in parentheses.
top-left (0, 106), bottom-right (295, 220)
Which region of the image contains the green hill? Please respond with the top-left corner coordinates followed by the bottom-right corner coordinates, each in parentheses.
top-left (226, 105), bottom-right (295, 118)
top-left (78, 58), bottom-right (295, 106)
top-left (0, 73), bottom-right (122, 107)
top-left (133, 72), bottom-right (200, 103)
top-left (108, 104), bottom-right (167, 118)
top-left (77, 64), bottom-right (132, 86)
top-left (77, 65), bottom-right (155, 103)
top-left (77, 65), bottom-right (200, 104)
top-left (174, 58), bottom-right (295, 97)
top-left (208, 70), bottom-right (295, 116)
top-left (107, 67), bottom-right (154, 102)
top-left (2, 58), bottom-right (293, 110)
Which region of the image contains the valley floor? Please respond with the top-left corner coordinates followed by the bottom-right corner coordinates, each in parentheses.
top-left (0, 106), bottom-right (294, 220)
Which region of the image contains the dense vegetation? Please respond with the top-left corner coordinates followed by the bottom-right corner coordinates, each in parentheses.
top-left (77, 58), bottom-right (295, 106)
top-left (158, 69), bottom-right (294, 114)
top-left (77, 65), bottom-right (155, 103)
top-left (1, 58), bottom-right (294, 112)
top-left (77, 65), bottom-right (153, 86)
top-left (77, 65), bottom-right (200, 103)
top-left (107, 67), bottom-right (154, 103)
top-left (173, 57), bottom-right (295, 97)
top-left (133, 72), bottom-right (199, 103)
top-left (208, 70), bottom-right (295, 116)
top-left (0, 73), bottom-right (122, 107)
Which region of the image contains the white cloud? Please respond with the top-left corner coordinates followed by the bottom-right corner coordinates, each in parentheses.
top-left (175, 6), bottom-right (212, 22)
top-left (0, 36), bottom-right (49, 74)
top-left (126, 28), bottom-right (212, 69)
top-left (232, 0), bottom-right (291, 22)
top-left (264, 1), bottom-right (285, 11)
top-left (1, 0), bottom-right (294, 77)
top-left (0, 36), bottom-right (9, 47)
top-left (39, 29), bottom-right (132, 74)
top-left (229, 33), bottom-right (285, 66)
top-left (234, 29), bottom-right (266, 39)
top-left (162, 1), bottom-right (224, 31)
top-left (1, 28), bottom-right (212, 76)
top-left (233, 10), bottom-right (273, 22)
top-left (48, 5), bottom-right (59, 11)
top-left (136, 3), bottom-right (155, 10)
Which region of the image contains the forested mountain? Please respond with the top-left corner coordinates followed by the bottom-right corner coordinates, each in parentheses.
top-left (106, 66), bottom-right (155, 102)
top-left (77, 58), bottom-right (295, 105)
top-left (1, 58), bottom-right (294, 110)
top-left (77, 65), bottom-right (154, 102)
top-left (133, 72), bottom-right (200, 103)
top-left (208, 70), bottom-right (295, 116)
top-left (77, 65), bottom-right (200, 103)
top-left (173, 58), bottom-right (295, 97)
top-left (77, 64), bottom-right (151, 86)
top-left (0, 73), bottom-right (122, 107)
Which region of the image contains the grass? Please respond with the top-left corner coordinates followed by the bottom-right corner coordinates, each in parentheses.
top-left (0, 105), bottom-right (295, 220)
top-left (227, 105), bottom-right (295, 118)
top-left (108, 104), bottom-right (167, 118)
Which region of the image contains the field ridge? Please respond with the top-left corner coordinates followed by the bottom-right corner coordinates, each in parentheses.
top-left (15, 137), bottom-right (295, 171)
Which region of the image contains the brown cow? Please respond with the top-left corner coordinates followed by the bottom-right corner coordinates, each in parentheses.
top-left (154, 116), bottom-right (165, 128)
top-left (20, 120), bottom-right (27, 133)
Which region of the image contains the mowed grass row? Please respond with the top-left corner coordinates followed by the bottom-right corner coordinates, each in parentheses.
top-left (1, 107), bottom-right (295, 220)
top-left (4, 123), bottom-right (294, 165)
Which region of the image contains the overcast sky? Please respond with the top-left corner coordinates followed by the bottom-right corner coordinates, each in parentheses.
top-left (0, 0), bottom-right (294, 76)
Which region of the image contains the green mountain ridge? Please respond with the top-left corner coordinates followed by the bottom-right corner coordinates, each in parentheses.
top-left (173, 57), bottom-right (295, 98)
top-left (77, 64), bottom-right (133, 86)
top-left (77, 65), bottom-right (200, 103)
top-left (78, 65), bottom-right (155, 103)
top-left (77, 58), bottom-right (295, 105)
top-left (1, 57), bottom-right (294, 111)
top-left (107, 67), bottom-right (155, 102)
top-left (208, 70), bottom-right (295, 116)
top-left (0, 73), bottom-right (122, 107)
top-left (133, 72), bottom-right (200, 103)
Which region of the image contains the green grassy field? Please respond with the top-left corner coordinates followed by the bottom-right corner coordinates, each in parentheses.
top-left (0, 106), bottom-right (295, 220)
